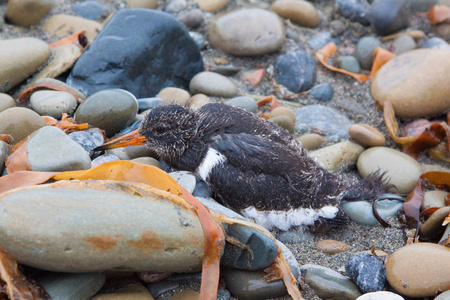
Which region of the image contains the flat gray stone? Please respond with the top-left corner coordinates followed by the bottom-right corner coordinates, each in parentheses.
top-left (189, 71), bottom-right (236, 97)
top-left (341, 200), bottom-right (403, 226)
top-left (30, 90), bottom-right (78, 119)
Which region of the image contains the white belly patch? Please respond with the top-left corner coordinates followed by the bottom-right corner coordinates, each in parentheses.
top-left (196, 148), bottom-right (226, 181)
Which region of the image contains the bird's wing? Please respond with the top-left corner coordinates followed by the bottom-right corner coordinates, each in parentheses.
top-left (209, 133), bottom-right (301, 177)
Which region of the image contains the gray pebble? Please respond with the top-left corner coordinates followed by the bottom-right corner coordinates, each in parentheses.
top-left (189, 31), bottom-right (206, 49)
top-left (335, 0), bottom-right (371, 25)
top-left (341, 199), bottom-right (403, 226)
top-left (421, 37), bottom-right (450, 49)
top-left (371, 0), bottom-right (410, 35)
top-left (138, 97), bottom-right (163, 111)
top-left (164, 0), bottom-right (186, 13)
top-left (169, 171), bottom-right (196, 194)
top-left (147, 281), bottom-right (180, 298)
top-left (71, 0), bottom-right (108, 20)
top-left (308, 32), bottom-right (333, 50)
top-left (30, 90), bottom-right (78, 119)
top-left (224, 96), bottom-right (257, 113)
top-left (336, 55), bottom-right (361, 73)
top-left (68, 129), bottom-right (104, 155)
top-left (91, 154), bottom-right (120, 168)
top-left (310, 83), bottom-right (334, 101)
top-left (345, 253), bottom-right (386, 293)
top-left (354, 36), bottom-right (381, 70)
top-left (178, 9), bottom-right (204, 28)
top-left (391, 35), bottom-right (416, 55)
top-left (190, 71), bottom-right (236, 98)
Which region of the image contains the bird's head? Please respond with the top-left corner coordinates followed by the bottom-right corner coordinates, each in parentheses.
top-left (139, 105), bottom-right (198, 161)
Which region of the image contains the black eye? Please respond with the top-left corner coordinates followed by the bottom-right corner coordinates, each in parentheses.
top-left (153, 126), bottom-right (166, 134)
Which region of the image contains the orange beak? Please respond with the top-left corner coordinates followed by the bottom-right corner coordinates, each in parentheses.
top-left (94, 129), bottom-right (148, 151)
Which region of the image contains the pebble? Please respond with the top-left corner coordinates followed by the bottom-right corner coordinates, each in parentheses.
top-left (27, 126), bottom-right (91, 172)
top-left (189, 31), bottom-right (206, 49)
top-left (341, 199), bottom-right (403, 226)
top-left (419, 206), bottom-right (450, 239)
top-left (296, 133), bottom-right (323, 150)
top-left (157, 87), bottom-right (190, 106)
top-left (138, 97), bottom-right (163, 111)
top-left (190, 72), bottom-right (236, 98)
top-left (36, 272), bottom-right (106, 300)
top-left (386, 243), bottom-right (450, 297)
top-left (147, 281), bottom-right (179, 298)
top-left (5, 0), bottom-right (54, 27)
top-left (0, 180), bottom-right (206, 273)
top-left (192, 181), bottom-right (212, 198)
top-left (67, 9), bottom-right (203, 98)
top-left (409, 0), bottom-right (438, 11)
top-left (371, 0), bottom-right (410, 35)
top-left (349, 124), bottom-right (386, 147)
top-left (421, 190), bottom-right (448, 210)
top-left (170, 289), bottom-right (199, 300)
top-left (436, 23), bottom-right (450, 39)
top-left (356, 291), bottom-right (405, 300)
top-left (391, 35), bottom-right (416, 55)
top-left (309, 141), bottom-right (364, 172)
top-left (75, 89), bottom-right (138, 137)
top-left (164, 0), bottom-right (187, 14)
top-left (224, 96), bottom-right (257, 113)
top-left (92, 279), bottom-right (154, 299)
top-left (127, 0), bottom-right (157, 9)
top-left (295, 105), bottom-right (352, 140)
top-left (308, 32), bottom-right (333, 50)
top-left (30, 90), bottom-right (78, 119)
top-left (345, 253), bottom-right (386, 293)
top-left (269, 107), bottom-right (296, 123)
top-left (208, 8), bottom-right (285, 56)
top-left (275, 50), bottom-right (316, 93)
top-left (300, 264), bottom-right (362, 300)
top-left (178, 9), bottom-right (204, 28)
top-left (107, 145), bottom-right (156, 161)
top-left (68, 129), bottom-right (104, 155)
top-left (189, 94), bottom-right (211, 109)
top-left (131, 157), bottom-right (162, 169)
top-left (91, 154), bottom-right (120, 168)
top-left (169, 171), bottom-right (196, 194)
top-left (309, 83), bottom-right (334, 101)
top-left (194, 0), bottom-right (228, 12)
top-left (371, 49), bottom-right (450, 118)
top-left (436, 290), bottom-right (450, 300)
top-left (421, 37), bottom-right (450, 49)
top-left (357, 147), bottom-right (422, 194)
top-left (44, 14), bottom-right (103, 41)
top-left (315, 240), bottom-right (350, 254)
top-left (0, 93), bottom-right (16, 113)
top-left (0, 107), bottom-right (46, 144)
top-left (33, 78), bottom-right (87, 102)
top-left (71, 1), bottom-right (108, 20)
top-left (354, 36), bottom-right (382, 70)
top-left (0, 38), bottom-right (51, 93)
top-left (336, 55), bottom-right (361, 73)
top-left (271, 0), bottom-right (320, 28)
top-left (335, 0), bottom-right (371, 25)
top-left (0, 141), bottom-right (8, 175)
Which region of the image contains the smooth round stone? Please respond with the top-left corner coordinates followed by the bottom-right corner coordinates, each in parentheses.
top-left (224, 96), bottom-right (257, 113)
top-left (349, 124), bottom-right (386, 147)
top-left (189, 31), bottom-right (206, 49)
top-left (296, 133), bottom-right (323, 150)
top-left (91, 154), bottom-right (120, 168)
top-left (68, 129), bottom-right (104, 154)
top-left (71, 1), bottom-right (108, 20)
top-left (310, 83), bottom-right (334, 101)
top-left (336, 55), bottom-right (361, 73)
top-left (157, 87), bottom-right (190, 106)
top-left (189, 72), bottom-right (236, 98)
top-left (271, 0), bottom-right (320, 28)
top-left (436, 23), bottom-right (450, 39)
top-left (295, 105), bottom-right (352, 140)
top-left (269, 107), bottom-right (296, 123)
top-left (308, 32), bottom-right (333, 50)
top-left (371, 0), bottom-right (410, 35)
top-left (421, 37), bottom-right (450, 49)
top-left (354, 37), bottom-right (381, 70)
top-left (30, 90), bottom-right (78, 119)
top-left (128, 0), bottom-right (157, 8)
top-left (386, 243), bottom-right (450, 297)
top-left (92, 279), bottom-right (154, 299)
top-left (131, 157), bottom-right (162, 169)
top-left (27, 126), bottom-right (91, 172)
top-left (107, 145), bottom-right (156, 160)
top-left (0, 107), bottom-right (46, 144)
top-left (436, 290), bottom-right (450, 300)
top-left (34, 78), bottom-right (86, 102)
top-left (0, 93), bottom-right (16, 113)
top-left (419, 207), bottom-right (450, 239)
top-left (178, 9), bottom-right (204, 28)
top-left (315, 240), bottom-right (350, 255)
top-left (0, 141), bottom-right (8, 175)
top-left (357, 147), bottom-right (422, 194)
top-left (269, 115), bottom-right (295, 134)
top-left (345, 253), bottom-right (386, 293)
top-left (75, 89), bottom-right (138, 137)
top-left (0, 38), bottom-right (51, 93)
top-left (391, 35), bottom-right (416, 55)
top-left (5, 0), bottom-right (54, 27)
top-left (208, 8), bottom-right (285, 56)
top-left (357, 291), bottom-right (405, 300)
top-left (309, 141), bottom-right (364, 172)
top-left (44, 14), bottom-right (103, 41)
top-left (341, 199), bottom-right (403, 226)
top-left (421, 190), bottom-right (448, 210)
top-left (372, 49), bottom-right (450, 118)
top-left (189, 94), bottom-right (211, 109)
top-left (300, 264), bottom-right (361, 300)
top-left (335, 0), bottom-right (371, 25)
top-left (275, 50), bottom-right (316, 93)
top-left (0, 181), bottom-right (206, 273)
top-left (194, 0), bottom-right (228, 12)
top-left (169, 171), bottom-right (196, 194)
top-left (36, 272), bottom-right (106, 300)
top-left (164, 0), bottom-right (187, 13)
top-left (138, 97), bottom-right (163, 111)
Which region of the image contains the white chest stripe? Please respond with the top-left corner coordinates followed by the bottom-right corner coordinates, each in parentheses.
top-left (196, 148), bottom-right (226, 181)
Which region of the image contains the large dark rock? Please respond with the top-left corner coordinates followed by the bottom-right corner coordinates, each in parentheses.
top-left (371, 0), bottom-right (410, 36)
top-left (274, 50), bottom-right (316, 93)
top-left (66, 9), bottom-right (204, 98)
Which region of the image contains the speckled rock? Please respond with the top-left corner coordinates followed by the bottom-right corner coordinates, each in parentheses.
top-left (371, 0), bottom-right (410, 35)
top-left (421, 190), bottom-right (448, 210)
top-left (27, 126), bottom-right (91, 172)
top-left (354, 37), bottom-right (381, 70)
top-left (346, 253), bottom-right (386, 293)
top-left (5, 0), bottom-right (54, 27)
top-left (30, 91), bottom-right (78, 119)
top-left (75, 89), bottom-right (138, 137)
top-left (296, 134), bottom-right (323, 150)
top-left (0, 93), bottom-right (15, 113)
top-left (271, 0), bottom-right (320, 28)
top-left (190, 72), bottom-right (236, 97)
top-left (44, 14), bottom-right (102, 41)
top-left (371, 49), bottom-right (450, 118)
top-left (208, 8), bottom-right (285, 56)
top-left (68, 129), bottom-right (104, 155)
top-left (357, 147), bottom-right (422, 194)
top-left (157, 87), bottom-right (190, 106)
top-left (194, 0), bottom-right (228, 12)
top-left (0, 38), bottom-right (51, 93)
top-left (386, 243), bottom-right (450, 297)
top-left (127, 0), bottom-right (157, 8)
top-left (275, 50), bottom-right (316, 93)
top-left (335, 0), bottom-right (371, 25)
top-left (0, 107), bottom-right (46, 144)
top-left (349, 124), bottom-right (386, 147)
top-left (341, 199), bottom-right (403, 226)
top-left (309, 141), bottom-right (364, 172)
top-left (0, 180), bottom-right (207, 273)
top-left (315, 240), bottom-right (350, 255)
top-left (224, 96), bottom-right (257, 112)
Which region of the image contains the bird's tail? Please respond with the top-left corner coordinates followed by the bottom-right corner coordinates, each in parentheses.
top-left (340, 170), bottom-right (393, 202)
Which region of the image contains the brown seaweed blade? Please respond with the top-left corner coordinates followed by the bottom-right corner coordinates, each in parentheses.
top-left (403, 182), bottom-right (424, 231)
